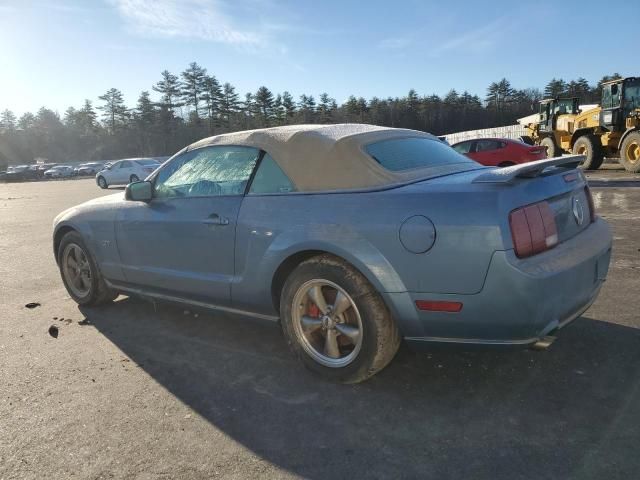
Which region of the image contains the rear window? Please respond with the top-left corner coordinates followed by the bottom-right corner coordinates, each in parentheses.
top-left (365, 137), bottom-right (474, 172)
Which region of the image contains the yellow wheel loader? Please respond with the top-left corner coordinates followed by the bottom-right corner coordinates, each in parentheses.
top-left (527, 77), bottom-right (640, 172)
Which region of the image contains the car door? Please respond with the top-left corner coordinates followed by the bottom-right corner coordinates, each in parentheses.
top-left (467, 139), bottom-right (502, 166)
top-left (104, 161), bottom-right (121, 183)
top-left (114, 145), bottom-right (261, 306)
top-left (116, 160), bottom-right (134, 183)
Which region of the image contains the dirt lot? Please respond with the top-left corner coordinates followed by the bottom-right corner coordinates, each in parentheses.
top-left (1, 169), bottom-right (639, 480)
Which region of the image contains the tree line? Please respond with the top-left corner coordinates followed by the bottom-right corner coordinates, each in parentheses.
top-left (0, 61), bottom-right (623, 165)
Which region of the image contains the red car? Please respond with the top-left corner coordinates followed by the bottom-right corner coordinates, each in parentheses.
top-left (451, 138), bottom-right (547, 167)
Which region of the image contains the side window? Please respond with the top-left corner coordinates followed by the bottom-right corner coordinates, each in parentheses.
top-left (249, 153), bottom-right (296, 194)
top-left (476, 140), bottom-right (500, 152)
top-left (452, 141), bottom-right (472, 154)
top-left (154, 146), bottom-right (259, 198)
top-left (119, 161), bottom-right (132, 169)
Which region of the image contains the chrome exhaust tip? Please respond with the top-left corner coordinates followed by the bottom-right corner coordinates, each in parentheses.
top-left (531, 335), bottom-right (556, 351)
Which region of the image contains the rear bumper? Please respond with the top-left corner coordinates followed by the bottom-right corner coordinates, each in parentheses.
top-left (385, 218), bottom-right (612, 349)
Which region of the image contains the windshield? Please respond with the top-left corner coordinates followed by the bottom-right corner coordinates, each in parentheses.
top-left (624, 79), bottom-right (640, 114)
top-left (365, 137), bottom-right (475, 172)
top-left (555, 99), bottom-right (577, 115)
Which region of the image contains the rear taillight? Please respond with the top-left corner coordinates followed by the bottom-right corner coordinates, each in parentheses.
top-left (509, 201), bottom-right (558, 258)
top-left (584, 185), bottom-right (596, 222)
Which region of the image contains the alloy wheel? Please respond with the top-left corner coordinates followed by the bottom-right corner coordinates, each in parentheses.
top-left (291, 279), bottom-right (363, 368)
top-left (62, 243), bottom-right (92, 298)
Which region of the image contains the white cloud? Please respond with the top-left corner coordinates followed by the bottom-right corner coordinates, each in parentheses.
top-left (109, 0), bottom-right (265, 47)
top-left (429, 17), bottom-right (508, 57)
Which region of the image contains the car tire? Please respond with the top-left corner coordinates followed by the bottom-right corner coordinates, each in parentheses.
top-left (573, 134), bottom-right (604, 170)
top-left (57, 231), bottom-right (117, 306)
top-left (129, 174), bottom-right (139, 183)
top-left (540, 136), bottom-right (559, 158)
top-left (97, 176), bottom-right (108, 189)
top-left (280, 254), bottom-right (401, 383)
top-left (619, 131), bottom-right (640, 173)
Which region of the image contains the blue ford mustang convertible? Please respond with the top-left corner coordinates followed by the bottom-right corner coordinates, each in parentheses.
top-left (53, 124), bottom-right (612, 383)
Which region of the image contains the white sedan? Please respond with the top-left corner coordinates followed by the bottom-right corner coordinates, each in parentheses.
top-left (44, 165), bottom-right (74, 178)
top-left (95, 159), bottom-right (160, 189)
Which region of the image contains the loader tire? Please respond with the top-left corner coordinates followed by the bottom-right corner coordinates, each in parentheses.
top-left (540, 137), bottom-right (559, 158)
top-left (620, 131), bottom-right (640, 173)
top-left (573, 135), bottom-right (604, 170)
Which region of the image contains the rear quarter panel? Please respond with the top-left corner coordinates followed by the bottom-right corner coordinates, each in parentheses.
top-left (233, 184), bottom-right (505, 317)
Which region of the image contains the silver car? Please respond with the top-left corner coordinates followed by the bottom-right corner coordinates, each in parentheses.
top-left (53, 124), bottom-right (612, 383)
top-left (44, 165), bottom-right (74, 178)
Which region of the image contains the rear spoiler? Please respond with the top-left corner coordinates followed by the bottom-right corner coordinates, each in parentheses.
top-left (472, 155), bottom-right (584, 184)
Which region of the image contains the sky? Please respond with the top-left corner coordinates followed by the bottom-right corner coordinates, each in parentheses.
top-left (0, 0), bottom-right (638, 116)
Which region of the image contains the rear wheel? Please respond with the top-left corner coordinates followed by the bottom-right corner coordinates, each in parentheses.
top-left (573, 135), bottom-right (604, 170)
top-left (129, 174), bottom-right (139, 183)
top-left (540, 137), bottom-right (559, 158)
top-left (620, 131), bottom-right (640, 173)
top-left (58, 231), bottom-right (117, 306)
top-left (280, 255), bottom-right (400, 383)
top-left (97, 176), bottom-right (108, 189)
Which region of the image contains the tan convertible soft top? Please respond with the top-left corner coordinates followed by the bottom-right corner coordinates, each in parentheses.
top-left (186, 123), bottom-right (441, 192)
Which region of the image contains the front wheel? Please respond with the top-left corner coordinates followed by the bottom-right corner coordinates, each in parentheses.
top-left (58, 231), bottom-right (117, 306)
top-left (573, 135), bottom-right (604, 170)
top-left (280, 255), bottom-right (400, 383)
top-left (620, 131), bottom-right (640, 173)
top-left (129, 174), bottom-right (139, 183)
top-left (540, 136), bottom-right (559, 158)
top-left (97, 176), bottom-right (108, 189)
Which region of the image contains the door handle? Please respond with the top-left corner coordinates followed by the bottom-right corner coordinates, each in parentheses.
top-left (202, 214), bottom-right (229, 226)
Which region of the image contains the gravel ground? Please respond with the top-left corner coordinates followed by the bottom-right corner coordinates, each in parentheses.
top-left (1, 169), bottom-right (639, 480)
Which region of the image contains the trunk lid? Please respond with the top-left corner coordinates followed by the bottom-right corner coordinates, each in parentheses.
top-left (406, 155), bottom-right (593, 252)
top-left (470, 156), bottom-right (592, 245)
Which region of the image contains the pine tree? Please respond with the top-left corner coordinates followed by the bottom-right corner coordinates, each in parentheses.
top-left (298, 94), bottom-right (316, 123)
top-left (180, 62), bottom-right (207, 119)
top-left (78, 99), bottom-right (98, 135)
top-left (281, 91), bottom-right (296, 121)
top-left (0, 109), bottom-right (17, 130)
top-left (254, 86), bottom-right (274, 126)
top-left (544, 78), bottom-right (567, 98)
top-left (133, 91), bottom-right (156, 155)
top-left (317, 93), bottom-right (335, 123)
top-left (135, 91), bottom-right (156, 126)
top-left (485, 82), bottom-right (500, 107)
top-left (98, 88), bottom-right (128, 133)
top-left (202, 75), bottom-right (223, 132)
top-left (220, 83), bottom-right (240, 129)
top-left (17, 112), bottom-right (35, 130)
top-left (273, 94), bottom-right (285, 125)
top-left (345, 95), bottom-right (359, 122)
top-left (153, 70), bottom-right (182, 111)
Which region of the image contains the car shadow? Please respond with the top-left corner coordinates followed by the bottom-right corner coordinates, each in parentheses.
top-left (79, 297), bottom-right (640, 479)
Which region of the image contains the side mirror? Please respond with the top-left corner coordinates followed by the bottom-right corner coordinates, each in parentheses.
top-left (125, 181), bottom-right (153, 202)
